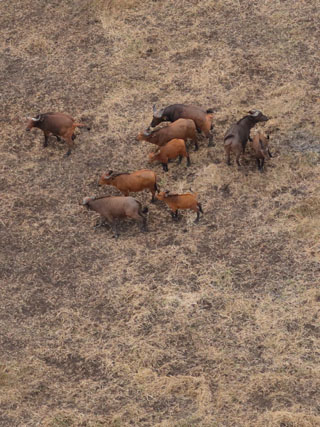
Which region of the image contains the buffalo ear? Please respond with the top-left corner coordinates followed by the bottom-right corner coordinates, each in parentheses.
top-left (35, 114), bottom-right (44, 122)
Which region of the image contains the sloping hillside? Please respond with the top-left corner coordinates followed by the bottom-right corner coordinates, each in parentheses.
top-left (0, 0), bottom-right (320, 425)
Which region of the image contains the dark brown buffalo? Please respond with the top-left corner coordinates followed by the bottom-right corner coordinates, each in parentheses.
top-left (151, 104), bottom-right (214, 147)
top-left (224, 109), bottom-right (269, 166)
top-left (26, 112), bottom-right (90, 156)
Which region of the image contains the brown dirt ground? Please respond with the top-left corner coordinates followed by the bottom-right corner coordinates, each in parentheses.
top-left (1, 0), bottom-right (320, 426)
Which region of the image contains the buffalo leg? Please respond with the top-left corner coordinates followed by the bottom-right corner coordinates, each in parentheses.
top-left (171, 210), bottom-right (178, 220)
top-left (140, 215), bottom-right (148, 232)
top-left (178, 155), bottom-right (182, 164)
top-left (225, 146), bottom-right (231, 165)
top-left (194, 210), bottom-right (200, 223)
top-left (162, 163), bottom-right (168, 172)
top-left (256, 158), bottom-right (261, 171)
top-left (208, 133), bottom-right (214, 147)
top-left (43, 131), bottom-right (50, 147)
top-left (193, 139), bottom-right (199, 151)
top-left (131, 211), bottom-right (148, 233)
top-left (259, 158), bottom-right (265, 172)
top-left (187, 155), bottom-right (191, 166)
top-left (110, 222), bottom-right (119, 239)
top-left (64, 135), bottom-right (74, 157)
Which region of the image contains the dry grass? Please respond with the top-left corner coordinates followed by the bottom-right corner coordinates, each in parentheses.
top-left (1, 0), bottom-right (320, 426)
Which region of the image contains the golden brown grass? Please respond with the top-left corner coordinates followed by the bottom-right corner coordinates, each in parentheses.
top-left (1, 0), bottom-right (320, 426)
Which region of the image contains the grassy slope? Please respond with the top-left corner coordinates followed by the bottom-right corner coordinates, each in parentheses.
top-left (0, 0), bottom-right (320, 425)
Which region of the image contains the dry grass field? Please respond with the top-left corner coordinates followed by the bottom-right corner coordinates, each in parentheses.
top-left (1, 0), bottom-right (320, 425)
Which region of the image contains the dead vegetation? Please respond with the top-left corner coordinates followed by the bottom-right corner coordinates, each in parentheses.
top-left (0, 0), bottom-right (320, 426)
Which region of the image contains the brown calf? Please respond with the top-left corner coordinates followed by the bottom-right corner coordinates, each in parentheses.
top-left (82, 195), bottom-right (148, 238)
top-left (249, 132), bottom-right (272, 171)
top-left (148, 139), bottom-right (191, 171)
top-left (156, 191), bottom-right (203, 223)
top-left (98, 169), bottom-right (158, 202)
top-left (137, 118), bottom-right (198, 150)
top-left (26, 112), bottom-right (90, 156)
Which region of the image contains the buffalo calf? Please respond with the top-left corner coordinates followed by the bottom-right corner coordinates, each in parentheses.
top-left (148, 139), bottom-right (190, 171)
top-left (249, 132), bottom-right (272, 171)
top-left (156, 191), bottom-right (203, 223)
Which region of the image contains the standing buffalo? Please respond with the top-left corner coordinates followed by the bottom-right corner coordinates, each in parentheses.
top-left (224, 109), bottom-right (269, 166)
top-left (156, 191), bottom-right (203, 223)
top-left (98, 169), bottom-right (158, 202)
top-left (150, 104), bottom-right (214, 147)
top-left (26, 112), bottom-right (90, 156)
top-left (249, 132), bottom-right (272, 172)
top-left (82, 196), bottom-right (148, 238)
top-left (137, 118), bottom-right (198, 150)
top-left (148, 139), bottom-right (191, 171)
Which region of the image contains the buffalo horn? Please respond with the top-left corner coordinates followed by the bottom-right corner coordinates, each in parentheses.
top-left (249, 109), bottom-right (260, 117)
top-left (153, 104), bottom-right (163, 118)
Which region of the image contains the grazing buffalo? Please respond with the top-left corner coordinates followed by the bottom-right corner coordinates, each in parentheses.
top-left (151, 104), bottom-right (214, 147)
top-left (137, 118), bottom-right (198, 150)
